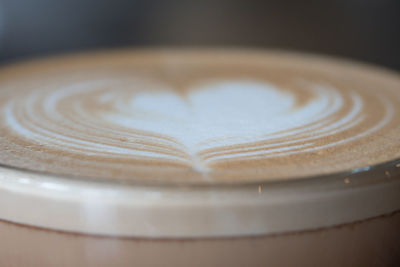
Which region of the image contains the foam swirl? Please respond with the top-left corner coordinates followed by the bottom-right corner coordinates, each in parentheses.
top-left (0, 51), bottom-right (400, 183)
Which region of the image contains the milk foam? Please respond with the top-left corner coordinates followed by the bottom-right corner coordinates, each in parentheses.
top-left (0, 51), bottom-right (400, 183)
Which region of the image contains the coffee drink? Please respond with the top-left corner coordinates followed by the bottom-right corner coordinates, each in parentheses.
top-left (0, 50), bottom-right (399, 266)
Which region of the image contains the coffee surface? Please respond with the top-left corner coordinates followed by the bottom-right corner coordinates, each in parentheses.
top-left (0, 50), bottom-right (400, 183)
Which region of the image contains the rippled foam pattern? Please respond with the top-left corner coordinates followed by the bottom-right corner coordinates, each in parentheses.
top-left (0, 50), bottom-right (400, 183)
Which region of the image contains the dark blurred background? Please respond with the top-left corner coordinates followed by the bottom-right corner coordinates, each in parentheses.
top-left (0, 0), bottom-right (399, 69)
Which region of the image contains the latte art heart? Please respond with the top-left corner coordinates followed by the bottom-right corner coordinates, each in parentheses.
top-left (100, 81), bottom-right (368, 169)
top-left (0, 51), bottom-right (400, 183)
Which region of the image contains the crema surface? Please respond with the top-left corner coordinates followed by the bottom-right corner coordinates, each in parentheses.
top-left (0, 50), bottom-right (400, 183)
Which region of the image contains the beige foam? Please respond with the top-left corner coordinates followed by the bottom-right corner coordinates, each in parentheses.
top-left (0, 50), bottom-right (400, 184)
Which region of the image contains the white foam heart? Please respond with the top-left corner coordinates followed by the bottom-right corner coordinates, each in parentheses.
top-left (103, 80), bottom-right (343, 156)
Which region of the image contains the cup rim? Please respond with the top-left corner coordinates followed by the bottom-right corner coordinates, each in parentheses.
top-left (0, 156), bottom-right (399, 189)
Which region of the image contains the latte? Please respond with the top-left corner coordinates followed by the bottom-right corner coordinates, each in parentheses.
top-left (0, 50), bottom-right (400, 266)
top-left (0, 50), bottom-right (400, 184)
